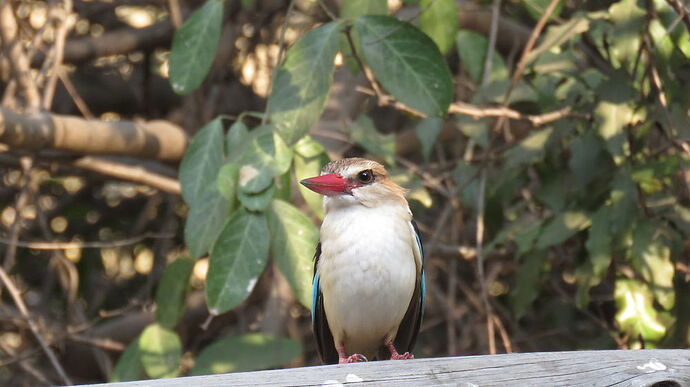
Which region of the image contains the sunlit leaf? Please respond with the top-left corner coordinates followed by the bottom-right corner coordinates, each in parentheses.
top-left (511, 250), bottom-right (547, 319)
top-left (179, 118), bottom-right (224, 206)
top-left (536, 211), bottom-right (591, 249)
top-left (184, 186), bottom-right (230, 258)
top-left (390, 168), bottom-right (433, 208)
top-left (504, 127), bottom-right (553, 168)
top-left (615, 279), bottom-right (667, 341)
top-left (191, 334), bottom-right (302, 375)
top-left (206, 210), bottom-right (269, 315)
top-left (595, 101), bottom-right (633, 165)
top-left (139, 324), bottom-right (182, 379)
top-left (355, 15), bottom-right (453, 117)
top-left (294, 152), bottom-right (327, 219)
top-left (419, 0), bottom-right (458, 54)
top-left (631, 221), bottom-right (675, 310)
top-left (609, 0), bottom-right (645, 70)
top-left (169, 0), bottom-right (224, 95)
top-left (268, 22), bottom-right (341, 145)
top-left (155, 256), bottom-right (195, 329)
top-left (111, 337), bottom-right (144, 382)
top-left (268, 199), bottom-right (319, 309)
top-left (350, 115), bottom-right (396, 165)
top-left (294, 135), bottom-right (325, 158)
top-left (217, 163), bottom-right (239, 203)
top-left (415, 117), bottom-right (443, 161)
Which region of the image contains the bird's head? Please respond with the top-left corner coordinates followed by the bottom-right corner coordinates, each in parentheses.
top-left (300, 158), bottom-right (406, 208)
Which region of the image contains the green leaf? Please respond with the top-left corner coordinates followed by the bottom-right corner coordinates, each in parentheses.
top-left (354, 15), bottom-right (453, 117)
top-left (608, 171), bottom-right (638, 234)
top-left (515, 219), bottom-right (543, 254)
top-left (568, 131), bottom-right (606, 188)
top-left (294, 153), bottom-right (327, 220)
top-left (524, 13), bottom-right (589, 64)
top-left (536, 211), bottom-right (591, 249)
top-left (268, 22), bottom-right (341, 145)
top-left (268, 200), bottom-right (319, 309)
top-left (184, 186), bottom-right (230, 258)
top-left (576, 206), bottom-right (613, 307)
top-left (511, 250), bottom-right (547, 319)
top-left (206, 210), bottom-right (269, 315)
top-left (415, 117), bottom-right (443, 161)
top-left (504, 127), bottom-right (553, 168)
top-left (595, 101), bottom-right (633, 165)
top-left (139, 324), bottom-right (182, 379)
top-left (340, 0), bottom-right (387, 18)
top-left (191, 334), bottom-right (302, 375)
top-left (238, 183), bottom-right (275, 212)
top-left (155, 256), bottom-right (195, 329)
top-left (419, 0), bottom-right (458, 54)
top-left (168, 0), bottom-right (224, 95)
top-left (456, 30), bottom-right (508, 83)
top-left (349, 115), bottom-right (396, 165)
top-left (217, 163), bottom-right (239, 203)
top-left (110, 337), bottom-right (144, 382)
top-left (179, 118), bottom-right (224, 206)
top-left (294, 135), bottom-right (325, 158)
top-left (609, 0), bottom-right (645, 70)
top-left (631, 221), bottom-right (675, 310)
top-left (238, 126), bottom-right (293, 193)
top-left (615, 279), bottom-right (667, 341)
top-left (226, 121), bottom-right (250, 160)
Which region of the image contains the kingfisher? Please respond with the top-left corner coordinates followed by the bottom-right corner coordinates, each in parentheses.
top-left (300, 158), bottom-right (425, 364)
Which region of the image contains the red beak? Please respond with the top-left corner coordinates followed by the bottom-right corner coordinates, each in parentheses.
top-left (300, 173), bottom-right (349, 196)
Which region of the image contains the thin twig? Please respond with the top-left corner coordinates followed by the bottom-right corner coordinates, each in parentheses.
top-left (474, 170), bottom-right (496, 354)
top-left (42, 0), bottom-right (74, 109)
top-left (0, 266), bottom-right (73, 385)
top-left (482, 0), bottom-right (502, 86)
top-left (167, 0), bottom-right (183, 28)
top-left (316, 0), bottom-right (337, 20)
top-left (261, 0), bottom-right (296, 125)
top-left (501, 0), bottom-right (561, 106)
top-left (666, 0), bottom-right (690, 32)
top-left (0, 2), bottom-right (41, 110)
top-left (0, 232), bottom-right (175, 250)
top-left (347, 29), bottom-right (386, 102)
top-left (58, 69), bottom-right (95, 119)
top-left (356, 86), bottom-right (589, 126)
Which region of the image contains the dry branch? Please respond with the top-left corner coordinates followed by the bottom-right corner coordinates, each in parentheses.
top-left (0, 107), bottom-right (187, 161)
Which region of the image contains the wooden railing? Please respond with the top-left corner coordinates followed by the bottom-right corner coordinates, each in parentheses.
top-left (90, 349), bottom-right (690, 386)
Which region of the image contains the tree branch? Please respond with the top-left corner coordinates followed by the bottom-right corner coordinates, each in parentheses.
top-left (0, 107), bottom-right (188, 161)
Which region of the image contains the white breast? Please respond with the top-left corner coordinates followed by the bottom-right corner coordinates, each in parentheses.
top-left (317, 202), bottom-right (417, 358)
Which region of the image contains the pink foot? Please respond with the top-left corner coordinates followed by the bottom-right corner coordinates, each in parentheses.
top-left (390, 352), bottom-right (414, 360)
top-left (339, 353), bottom-right (368, 364)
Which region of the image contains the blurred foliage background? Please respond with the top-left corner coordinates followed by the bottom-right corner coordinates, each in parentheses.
top-left (0, 0), bottom-right (689, 385)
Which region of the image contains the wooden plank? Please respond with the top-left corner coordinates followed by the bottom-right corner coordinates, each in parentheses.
top-left (91, 349), bottom-right (690, 386)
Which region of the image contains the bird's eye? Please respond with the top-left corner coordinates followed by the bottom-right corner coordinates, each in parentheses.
top-left (357, 170), bottom-right (374, 183)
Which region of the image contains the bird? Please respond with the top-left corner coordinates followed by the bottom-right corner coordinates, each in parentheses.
top-left (300, 158), bottom-right (425, 364)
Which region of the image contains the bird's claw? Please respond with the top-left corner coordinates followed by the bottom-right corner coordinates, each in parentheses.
top-left (339, 353), bottom-right (368, 364)
top-left (391, 352), bottom-right (414, 360)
